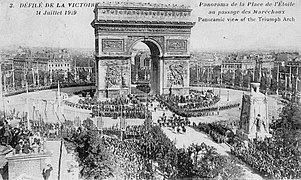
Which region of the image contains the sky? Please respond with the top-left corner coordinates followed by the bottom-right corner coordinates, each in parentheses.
top-left (0, 0), bottom-right (300, 51)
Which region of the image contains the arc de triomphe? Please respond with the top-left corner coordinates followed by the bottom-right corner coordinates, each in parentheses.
top-left (91, 1), bottom-right (195, 99)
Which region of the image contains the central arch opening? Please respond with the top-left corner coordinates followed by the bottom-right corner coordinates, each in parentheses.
top-left (130, 40), bottom-right (161, 95)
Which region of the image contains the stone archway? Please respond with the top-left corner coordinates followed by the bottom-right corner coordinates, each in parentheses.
top-left (129, 38), bottom-right (163, 95)
top-left (91, 1), bottom-right (195, 99)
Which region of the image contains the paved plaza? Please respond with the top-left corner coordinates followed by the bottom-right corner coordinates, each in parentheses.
top-left (2, 86), bottom-right (286, 180)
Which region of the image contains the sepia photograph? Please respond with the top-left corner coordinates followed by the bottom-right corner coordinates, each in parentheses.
top-left (0, 0), bottom-right (301, 179)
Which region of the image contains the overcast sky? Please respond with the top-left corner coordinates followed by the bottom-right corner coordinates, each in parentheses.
top-left (0, 0), bottom-right (300, 51)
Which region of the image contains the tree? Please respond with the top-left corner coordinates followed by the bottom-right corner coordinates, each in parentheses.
top-left (82, 118), bottom-right (96, 130)
top-left (223, 70), bottom-right (233, 85)
top-left (212, 65), bottom-right (221, 84)
top-left (14, 70), bottom-right (23, 88)
top-left (242, 70), bottom-right (252, 88)
top-left (78, 68), bottom-right (89, 82)
top-left (184, 143), bottom-right (244, 179)
top-left (66, 123), bottom-right (246, 180)
top-left (279, 103), bottom-right (301, 132)
top-left (38, 70), bottom-right (45, 86)
top-left (52, 70), bottom-right (65, 83)
top-left (234, 69), bottom-right (243, 86)
top-left (26, 71), bottom-right (33, 86)
top-left (137, 126), bottom-right (178, 179)
top-left (66, 128), bottom-right (115, 179)
top-left (67, 70), bottom-right (75, 83)
top-left (176, 148), bottom-right (195, 178)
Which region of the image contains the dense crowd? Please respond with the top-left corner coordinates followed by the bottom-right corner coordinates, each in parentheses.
top-left (196, 122), bottom-right (235, 144)
top-left (193, 116), bottom-right (301, 179)
top-left (158, 95), bottom-right (240, 117)
top-left (160, 90), bottom-right (220, 109)
top-left (124, 125), bottom-right (147, 139)
top-left (0, 111), bottom-right (76, 155)
top-left (67, 122), bottom-right (179, 179)
top-left (66, 120), bottom-right (245, 179)
top-left (102, 137), bottom-right (147, 179)
top-left (65, 95), bottom-right (150, 119)
top-left (101, 125), bottom-right (147, 139)
top-left (3, 85), bottom-right (301, 180)
top-left (155, 89), bottom-right (243, 117)
top-left (231, 138), bottom-right (301, 179)
top-left (0, 118), bottom-right (44, 154)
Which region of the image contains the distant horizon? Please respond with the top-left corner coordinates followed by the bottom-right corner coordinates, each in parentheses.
top-left (1, 44), bottom-right (300, 54)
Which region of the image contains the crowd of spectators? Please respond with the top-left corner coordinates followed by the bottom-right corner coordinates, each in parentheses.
top-left (124, 125), bottom-right (147, 139)
top-left (68, 120), bottom-right (245, 179)
top-left (102, 136), bottom-right (147, 179)
top-left (65, 95), bottom-right (150, 119)
top-left (156, 89), bottom-right (242, 117)
top-left (161, 90), bottom-right (220, 110)
top-left (0, 117), bottom-right (45, 155)
top-left (157, 94), bottom-right (239, 117)
top-left (192, 115), bottom-right (301, 179)
top-left (0, 111), bottom-right (77, 156)
top-left (196, 122), bottom-right (235, 144)
top-left (67, 120), bottom-right (179, 179)
top-left (231, 138), bottom-right (301, 179)
top-left (101, 125), bottom-right (147, 139)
